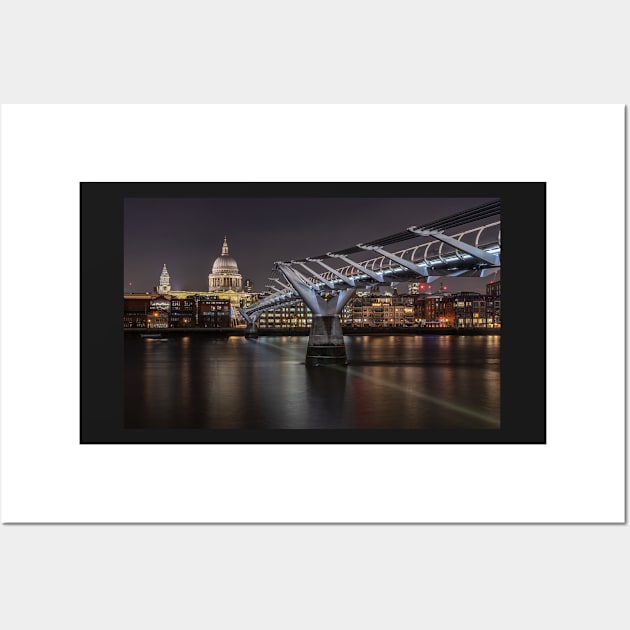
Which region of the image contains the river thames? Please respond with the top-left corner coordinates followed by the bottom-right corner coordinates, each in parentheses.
top-left (124, 334), bottom-right (500, 430)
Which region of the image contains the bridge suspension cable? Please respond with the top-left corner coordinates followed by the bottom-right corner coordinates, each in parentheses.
top-left (297, 198), bottom-right (500, 262)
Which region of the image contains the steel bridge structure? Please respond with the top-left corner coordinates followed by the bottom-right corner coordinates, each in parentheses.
top-left (239, 199), bottom-right (501, 366)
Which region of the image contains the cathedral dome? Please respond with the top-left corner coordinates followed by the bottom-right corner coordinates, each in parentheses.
top-left (208, 236), bottom-right (243, 291)
top-left (212, 253), bottom-right (239, 274)
top-left (212, 236), bottom-right (240, 274)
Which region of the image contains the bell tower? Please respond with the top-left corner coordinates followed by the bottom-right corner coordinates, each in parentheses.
top-left (157, 263), bottom-right (171, 294)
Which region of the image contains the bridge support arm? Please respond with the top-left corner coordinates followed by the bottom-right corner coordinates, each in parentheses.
top-left (328, 253), bottom-right (384, 283)
top-left (357, 244), bottom-right (429, 276)
top-left (278, 263), bottom-right (356, 316)
top-left (408, 227), bottom-right (500, 266)
top-left (294, 261), bottom-right (336, 289)
top-left (277, 264), bottom-right (323, 313)
top-left (331, 285), bottom-right (357, 313)
top-left (269, 277), bottom-right (293, 291)
top-left (306, 258), bottom-right (357, 287)
top-left (286, 266), bottom-right (322, 291)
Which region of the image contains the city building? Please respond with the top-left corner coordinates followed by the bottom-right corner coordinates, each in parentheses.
top-left (417, 293), bottom-right (455, 327)
top-left (258, 301), bottom-right (312, 329)
top-left (197, 296), bottom-right (231, 328)
top-left (452, 291), bottom-right (500, 328)
top-left (146, 296), bottom-right (171, 328)
top-left (486, 280), bottom-right (501, 326)
top-left (486, 279), bottom-right (501, 297)
top-left (123, 294), bottom-right (156, 328)
top-left (169, 296), bottom-right (196, 328)
top-left (251, 289), bottom-right (502, 330)
top-left (342, 294), bottom-right (417, 327)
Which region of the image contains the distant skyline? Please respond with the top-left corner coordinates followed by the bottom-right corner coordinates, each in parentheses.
top-left (124, 197), bottom-right (500, 294)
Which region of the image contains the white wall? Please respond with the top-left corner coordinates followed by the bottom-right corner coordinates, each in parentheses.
top-left (0, 2), bottom-right (627, 629)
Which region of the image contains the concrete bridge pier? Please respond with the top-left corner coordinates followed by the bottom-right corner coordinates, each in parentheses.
top-left (245, 322), bottom-right (259, 339)
top-left (306, 314), bottom-right (348, 366)
top-left (277, 264), bottom-right (356, 367)
top-left (238, 309), bottom-right (259, 339)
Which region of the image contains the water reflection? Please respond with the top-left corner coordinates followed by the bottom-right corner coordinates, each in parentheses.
top-left (303, 366), bottom-right (350, 429)
top-left (125, 335), bottom-right (500, 430)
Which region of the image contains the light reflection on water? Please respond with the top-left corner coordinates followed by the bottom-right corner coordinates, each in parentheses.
top-left (124, 335), bottom-right (500, 430)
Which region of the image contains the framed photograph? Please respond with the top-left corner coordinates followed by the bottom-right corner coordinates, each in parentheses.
top-left (81, 181), bottom-right (545, 445)
top-left (2, 104), bottom-right (622, 523)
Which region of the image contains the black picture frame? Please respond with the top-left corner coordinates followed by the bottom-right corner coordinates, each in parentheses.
top-left (81, 182), bottom-right (545, 444)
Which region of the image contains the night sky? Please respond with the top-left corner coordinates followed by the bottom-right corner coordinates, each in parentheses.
top-left (124, 197), bottom-right (500, 294)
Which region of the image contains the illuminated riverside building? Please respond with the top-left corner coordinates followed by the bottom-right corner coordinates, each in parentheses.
top-left (197, 299), bottom-right (231, 328)
top-left (418, 293), bottom-right (455, 328)
top-left (451, 292), bottom-right (500, 328)
top-left (124, 294), bottom-right (232, 328)
top-left (409, 291), bottom-right (500, 328)
top-left (342, 295), bottom-right (417, 327)
top-left (340, 289), bottom-right (500, 329)
top-left (168, 294), bottom-right (234, 328)
top-left (125, 288), bottom-right (500, 330)
top-left (168, 296), bottom-right (195, 327)
top-left (122, 295), bottom-right (172, 329)
top-left (165, 295), bottom-right (233, 328)
top-left (123, 294), bottom-right (153, 328)
top-left (253, 292), bottom-right (500, 329)
top-left (147, 296), bottom-right (170, 328)
top-left (124, 290), bottom-right (500, 330)
top-left (258, 301), bottom-right (313, 329)
top-left (486, 279), bottom-right (501, 325)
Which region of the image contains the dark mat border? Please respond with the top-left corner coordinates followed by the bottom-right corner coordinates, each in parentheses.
top-left (80, 182), bottom-right (545, 444)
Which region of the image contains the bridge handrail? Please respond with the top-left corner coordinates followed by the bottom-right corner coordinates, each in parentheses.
top-left (319, 221), bottom-right (500, 283)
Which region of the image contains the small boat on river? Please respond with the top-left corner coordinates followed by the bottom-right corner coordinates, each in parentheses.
top-left (139, 333), bottom-right (168, 341)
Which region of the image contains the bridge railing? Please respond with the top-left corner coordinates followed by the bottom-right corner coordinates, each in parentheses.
top-left (318, 221), bottom-right (501, 283)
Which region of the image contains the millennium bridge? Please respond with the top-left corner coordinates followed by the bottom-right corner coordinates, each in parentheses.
top-left (239, 199), bottom-right (501, 366)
